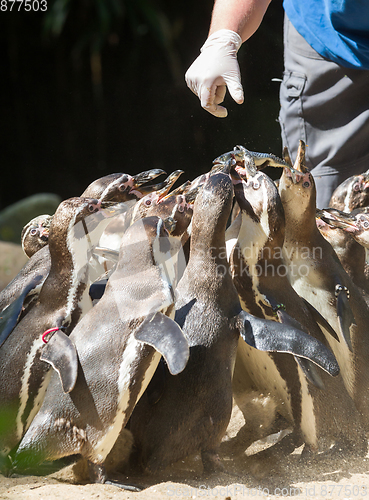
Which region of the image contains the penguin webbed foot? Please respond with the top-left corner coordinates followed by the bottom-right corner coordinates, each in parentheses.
top-left (300, 436), bottom-right (367, 462)
top-left (201, 449), bottom-right (225, 475)
top-left (250, 431), bottom-right (302, 463)
top-left (87, 461), bottom-right (143, 491)
top-left (104, 479), bottom-right (143, 491)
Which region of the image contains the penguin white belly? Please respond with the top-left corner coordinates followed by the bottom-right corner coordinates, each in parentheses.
top-left (91, 335), bottom-right (161, 463)
top-left (288, 265), bottom-right (355, 398)
top-left (236, 338), bottom-right (293, 421)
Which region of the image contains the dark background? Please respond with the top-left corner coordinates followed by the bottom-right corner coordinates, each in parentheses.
top-left (0, 0), bottom-right (284, 209)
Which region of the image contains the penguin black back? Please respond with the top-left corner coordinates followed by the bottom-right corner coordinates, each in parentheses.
top-left (130, 172), bottom-right (241, 474)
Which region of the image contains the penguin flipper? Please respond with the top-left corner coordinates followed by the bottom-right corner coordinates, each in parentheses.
top-left (134, 312), bottom-right (189, 375)
top-left (335, 285), bottom-right (355, 352)
top-left (238, 311), bottom-right (339, 377)
top-left (40, 330), bottom-right (78, 393)
top-left (0, 274), bottom-right (44, 348)
top-left (293, 357), bottom-right (325, 390)
top-left (275, 310), bottom-right (325, 389)
top-left (301, 298), bottom-right (340, 342)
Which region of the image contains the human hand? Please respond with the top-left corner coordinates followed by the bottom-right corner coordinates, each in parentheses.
top-left (185, 29), bottom-right (244, 118)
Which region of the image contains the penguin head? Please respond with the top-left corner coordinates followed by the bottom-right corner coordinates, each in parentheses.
top-left (318, 207), bottom-right (369, 249)
top-left (21, 214), bottom-right (52, 257)
top-left (234, 170), bottom-right (285, 249)
top-left (316, 211), bottom-right (351, 251)
top-left (81, 169), bottom-right (166, 202)
top-left (329, 170), bottom-right (369, 212)
top-left (48, 197), bottom-right (121, 260)
top-left (191, 172), bottom-right (234, 243)
top-left (99, 169), bottom-right (167, 202)
top-left (279, 141), bottom-right (316, 224)
top-left (350, 211), bottom-right (369, 247)
top-left (132, 170), bottom-right (184, 221)
top-left (144, 191), bottom-right (194, 242)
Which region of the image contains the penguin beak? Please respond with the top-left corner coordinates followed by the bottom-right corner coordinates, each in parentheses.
top-left (39, 226), bottom-right (50, 241)
top-left (159, 181), bottom-right (194, 205)
top-left (129, 169), bottom-right (167, 196)
top-left (281, 141), bottom-right (310, 184)
top-left (160, 181), bottom-right (191, 201)
top-left (153, 170), bottom-right (184, 202)
top-left (292, 140), bottom-right (309, 173)
top-left (317, 209), bottom-right (359, 233)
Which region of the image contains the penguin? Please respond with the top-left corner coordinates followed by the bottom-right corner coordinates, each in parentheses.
top-left (12, 216), bottom-right (190, 488)
top-left (95, 170), bottom-right (184, 257)
top-left (329, 169), bottom-right (369, 212)
top-left (318, 207), bottom-right (369, 251)
top-left (316, 210), bottom-right (369, 298)
top-left (129, 171), bottom-right (339, 475)
top-left (21, 215), bottom-right (53, 258)
top-left (0, 197), bottom-right (121, 463)
top-left (227, 167), bottom-right (365, 456)
top-left (80, 169), bottom-right (166, 199)
top-left (0, 169), bottom-right (167, 337)
top-left (279, 141), bottom-right (369, 434)
top-left (91, 185), bottom-right (196, 301)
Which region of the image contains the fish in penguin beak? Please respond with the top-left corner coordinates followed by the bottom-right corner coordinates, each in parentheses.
top-left (212, 145), bottom-right (288, 174)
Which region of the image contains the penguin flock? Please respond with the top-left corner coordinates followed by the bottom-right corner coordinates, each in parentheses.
top-left (1, 141), bottom-right (369, 489)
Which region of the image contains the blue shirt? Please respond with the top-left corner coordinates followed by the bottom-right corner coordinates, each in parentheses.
top-left (283, 0), bottom-right (369, 69)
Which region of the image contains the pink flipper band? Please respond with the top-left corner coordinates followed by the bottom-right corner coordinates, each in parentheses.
top-left (42, 327), bottom-right (59, 344)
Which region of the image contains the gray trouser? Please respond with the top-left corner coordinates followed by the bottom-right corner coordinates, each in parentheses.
top-left (279, 16), bottom-right (369, 208)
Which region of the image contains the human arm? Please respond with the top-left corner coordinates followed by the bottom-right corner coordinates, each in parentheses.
top-left (185, 0), bottom-right (272, 117)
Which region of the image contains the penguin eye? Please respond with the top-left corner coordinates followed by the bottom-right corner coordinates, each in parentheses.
top-left (88, 204), bottom-right (96, 213)
top-left (30, 228), bottom-right (38, 236)
top-left (178, 204), bottom-right (184, 213)
top-left (118, 184), bottom-right (127, 192)
top-left (302, 181), bottom-right (310, 188)
top-left (252, 180), bottom-right (260, 190)
top-left (353, 183), bottom-right (361, 191)
top-left (144, 199), bottom-right (152, 206)
top-left (364, 221), bottom-right (369, 229)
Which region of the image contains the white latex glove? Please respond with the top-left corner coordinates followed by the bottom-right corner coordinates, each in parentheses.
top-left (185, 29), bottom-right (244, 118)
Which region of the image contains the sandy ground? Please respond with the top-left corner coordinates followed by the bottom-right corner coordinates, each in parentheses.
top-left (1, 405), bottom-right (368, 500)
